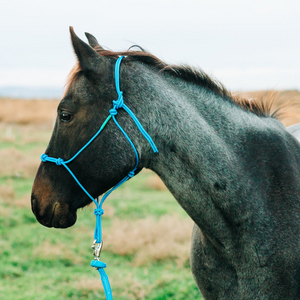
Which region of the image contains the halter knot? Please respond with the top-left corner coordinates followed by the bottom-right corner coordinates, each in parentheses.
top-left (94, 208), bottom-right (104, 216)
top-left (41, 153), bottom-right (48, 162)
top-left (109, 93), bottom-right (124, 116)
top-left (128, 171), bottom-right (135, 178)
top-left (56, 158), bottom-right (64, 166)
top-left (109, 108), bottom-right (118, 116)
top-left (113, 92), bottom-right (124, 109)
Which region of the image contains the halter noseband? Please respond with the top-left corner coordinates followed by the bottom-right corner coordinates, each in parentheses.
top-left (40, 56), bottom-right (158, 300)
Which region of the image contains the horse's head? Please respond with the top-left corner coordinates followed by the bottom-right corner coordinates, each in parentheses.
top-left (31, 28), bottom-right (148, 228)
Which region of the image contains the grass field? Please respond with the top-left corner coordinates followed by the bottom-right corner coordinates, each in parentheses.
top-left (0, 90), bottom-right (300, 299)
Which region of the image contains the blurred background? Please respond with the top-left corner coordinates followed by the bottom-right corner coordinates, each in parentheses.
top-left (0, 0), bottom-right (299, 299)
top-left (1, 0), bottom-right (300, 97)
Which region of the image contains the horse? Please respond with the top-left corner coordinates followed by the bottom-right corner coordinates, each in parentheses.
top-left (31, 27), bottom-right (300, 299)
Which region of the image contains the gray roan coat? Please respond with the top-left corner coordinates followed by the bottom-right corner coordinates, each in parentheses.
top-left (31, 27), bottom-right (300, 299)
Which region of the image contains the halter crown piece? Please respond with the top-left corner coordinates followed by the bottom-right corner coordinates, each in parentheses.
top-left (41, 56), bottom-right (158, 300)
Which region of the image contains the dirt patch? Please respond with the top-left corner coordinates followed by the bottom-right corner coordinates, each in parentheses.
top-left (0, 183), bottom-right (15, 202)
top-left (33, 240), bottom-right (85, 265)
top-left (0, 148), bottom-right (40, 178)
top-left (146, 175), bottom-right (167, 191)
top-left (104, 215), bottom-right (193, 267)
top-left (0, 98), bottom-right (59, 126)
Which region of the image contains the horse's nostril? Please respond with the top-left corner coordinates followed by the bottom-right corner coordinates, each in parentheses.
top-left (31, 194), bottom-right (38, 216)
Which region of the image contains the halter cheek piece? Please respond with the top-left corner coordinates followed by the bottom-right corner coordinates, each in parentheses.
top-left (40, 56), bottom-right (158, 300)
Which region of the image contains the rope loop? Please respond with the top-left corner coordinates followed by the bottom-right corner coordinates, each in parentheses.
top-left (41, 153), bottom-right (48, 162)
top-left (94, 208), bottom-right (104, 216)
top-left (128, 171), bottom-right (135, 178)
top-left (56, 158), bottom-right (64, 166)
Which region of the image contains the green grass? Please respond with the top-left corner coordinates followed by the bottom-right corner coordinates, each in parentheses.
top-left (0, 124), bottom-right (202, 300)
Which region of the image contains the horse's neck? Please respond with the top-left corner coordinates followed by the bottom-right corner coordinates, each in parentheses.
top-left (126, 65), bottom-right (279, 243)
top-left (140, 77), bottom-right (268, 245)
top-left (149, 90), bottom-right (240, 221)
top-left (125, 63), bottom-right (300, 261)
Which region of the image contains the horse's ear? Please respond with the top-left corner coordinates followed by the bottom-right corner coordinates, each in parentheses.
top-left (84, 32), bottom-right (104, 50)
top-left (69, 27), bottom-right (104, 74)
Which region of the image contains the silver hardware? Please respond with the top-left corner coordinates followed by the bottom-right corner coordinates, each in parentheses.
top-left (91, 239), bottom-right (103, 260)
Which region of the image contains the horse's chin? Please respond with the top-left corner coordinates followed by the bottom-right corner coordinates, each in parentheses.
top-left (31, 195), bottom-right (77, 228)
top-left (37, 208), bottom-right (77, 229)
top-left (49, 209), bottom-right (77, 228)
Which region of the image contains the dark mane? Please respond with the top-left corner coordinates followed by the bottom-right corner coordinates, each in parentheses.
top-left (66, 46), bottom-right (284, 120)
top-left (95, 47), bottom-right (231, 100)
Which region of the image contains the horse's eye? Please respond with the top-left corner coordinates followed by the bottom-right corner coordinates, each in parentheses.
top-left (60, 111), bottom-right (72, 122)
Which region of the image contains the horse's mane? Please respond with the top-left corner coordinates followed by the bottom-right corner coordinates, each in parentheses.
top-left (66, 46), bottom-right (285, 120)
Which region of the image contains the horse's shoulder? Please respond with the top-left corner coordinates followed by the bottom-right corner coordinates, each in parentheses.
top-left (254, 120), bottom-right (300, 164)
top-left (239, 119), bottom-right (284, 143)
top-left (237, 118), bottom-right (298, 155)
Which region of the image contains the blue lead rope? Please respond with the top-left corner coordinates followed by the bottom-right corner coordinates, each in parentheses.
top-left (40, 56), bottom-right (158, 300)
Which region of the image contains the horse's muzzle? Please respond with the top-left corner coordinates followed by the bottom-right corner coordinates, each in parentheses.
top-left (31, 193), bottom-right (77, 228)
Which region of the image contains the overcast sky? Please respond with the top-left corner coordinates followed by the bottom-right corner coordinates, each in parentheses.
top-left (1, 0), bottom-right (299, 93)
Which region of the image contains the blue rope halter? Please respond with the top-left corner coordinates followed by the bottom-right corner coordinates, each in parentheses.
top-left (40, 56), bottom-right (158, 300)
